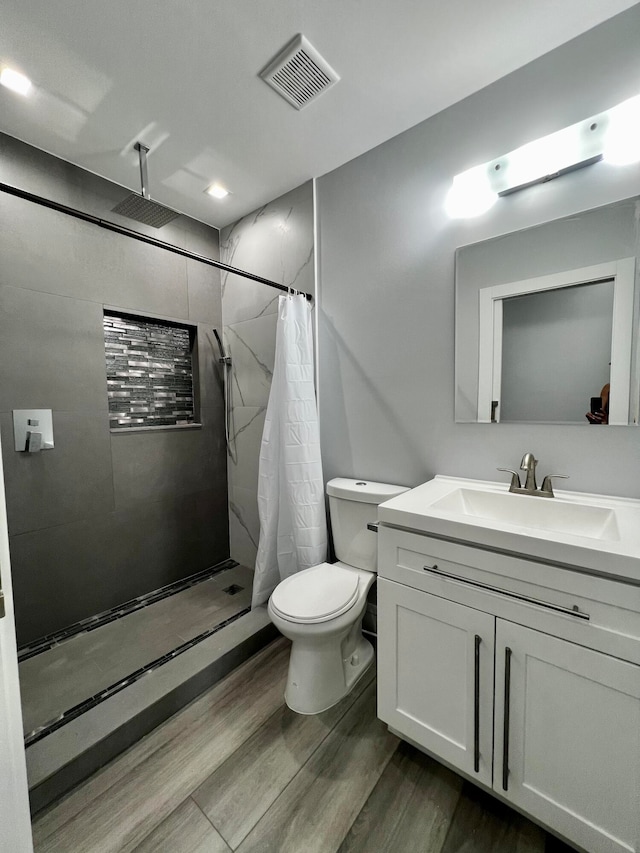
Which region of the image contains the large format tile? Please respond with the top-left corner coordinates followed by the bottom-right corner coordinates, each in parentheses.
top-left (0, 410), bottom-right (114, 537)
top-left (0, 285), bottom-right (109, 412)
top-left (184, 217), bottom-right (221, 260)
top-left (9, 514), bottom-right (119, 646)
top-left (228, 485), bottom-right (260, 569)
top-left (187, 258), bottom-right (222, 326)
top-left (0, 193), bottom-right (190, 318)
top-left (110, 488), bottom-right (230, 597)
top-left (236, 681), bottom-right (399, 853)
top-left (19, 568), bottom-right (247, 736)
top-left (11, 489), bottom-right (230, 646)
top-left (226, 313), bottom-right (277, 408)
top-left (26, 607), bottom-right (275, 809)
top-left (220, 182), bottom-right (314, 325)
top-left (132, 798), bottom-right (230, 853)
top-left (193, 668), bottom-right (375, 848)
top-left (20, 652), bottom-right (106, 736)
top-left (32, 640), bottom-right (290, 853)
top-left (197, 330), bottom-right (228, 413)
top-left (228, 406), bottom-right (266, 494)
top-left (338, 741), bottom-right (463, 853)
top-left (110, 416), bottom-right (226, 509)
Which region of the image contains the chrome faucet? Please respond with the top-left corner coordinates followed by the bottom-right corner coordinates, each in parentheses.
top-left (520, 452), bottom-right (538, 492)
top-left (498, 452), bottom-right (569, 498)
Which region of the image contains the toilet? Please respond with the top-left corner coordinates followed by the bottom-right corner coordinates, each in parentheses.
top-left (268, 477), bottom-right (409, 715)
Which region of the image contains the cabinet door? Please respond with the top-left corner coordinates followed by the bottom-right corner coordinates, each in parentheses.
top-left (377, 578), bottom-right (495, 786)
top-left (495, 620), bottom-right (640, 853)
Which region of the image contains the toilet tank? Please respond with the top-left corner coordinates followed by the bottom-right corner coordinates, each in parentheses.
top-left (326, 478), bottom-right (409, 572)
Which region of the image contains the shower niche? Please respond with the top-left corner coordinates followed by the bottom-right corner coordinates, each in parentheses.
top-left (103, 310), bottom-right (198, 430)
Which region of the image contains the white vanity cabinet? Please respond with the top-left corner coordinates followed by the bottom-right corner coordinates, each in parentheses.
top-left (377, 526), bottom-right (640, 853)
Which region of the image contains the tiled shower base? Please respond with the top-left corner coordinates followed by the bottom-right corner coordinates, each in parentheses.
top-left (21, 563), bottom-right (277, 813)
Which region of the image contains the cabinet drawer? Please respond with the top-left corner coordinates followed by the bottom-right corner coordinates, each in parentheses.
top-left (379, 526), bottom-right (640, 663)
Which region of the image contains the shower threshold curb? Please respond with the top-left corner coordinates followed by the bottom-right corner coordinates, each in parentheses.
top-left (27, 605), bottom-right (277, 815)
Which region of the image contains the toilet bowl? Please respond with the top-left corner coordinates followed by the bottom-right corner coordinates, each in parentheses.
top-left (268, 478), bottom-right (408, 715)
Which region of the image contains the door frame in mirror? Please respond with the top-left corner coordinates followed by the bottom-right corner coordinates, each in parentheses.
top-left (477, 257), bottom-right (635, 425)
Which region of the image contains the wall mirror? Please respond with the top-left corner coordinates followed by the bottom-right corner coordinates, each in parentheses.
top-left (455, 196), bottom-right (640, 425)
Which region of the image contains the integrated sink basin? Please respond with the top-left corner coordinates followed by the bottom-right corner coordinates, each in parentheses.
top-left (429, 487), bottom-right (620, 541)
top-left (378, 475), bottom-right (640, 583)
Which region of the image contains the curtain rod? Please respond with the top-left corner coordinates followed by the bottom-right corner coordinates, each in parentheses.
top-left (0, 181), bottom-right (313, 300)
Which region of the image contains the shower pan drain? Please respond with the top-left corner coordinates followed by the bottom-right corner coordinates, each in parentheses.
top-left (224, 584), bottom-right (244, 596)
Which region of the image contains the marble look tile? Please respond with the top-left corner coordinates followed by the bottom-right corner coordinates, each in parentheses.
top-left (226, 313), bottom-right (277, 408)
top-left (221, 271), bottom-right (281, 326)
top-left (193, 669), bottom-right (375, 848)
top-left (229, 485), bottom-right (260, 569)
top-left (220, 181), bottom-right (314, 326)
top-left (338, 741), bottom-right (463, 853)
top-left (439, 782), bottom-right (546, 853)
top-left (32, 640), bottom-right (290, 853)
top-left (197, 328), bottom-right (227, 412)
top-left (235, 681), bottom-right (399, 853)
top-left (132, 798), bottom-right (231, 853)
top-left (228, 406), bottom-right (266, 494)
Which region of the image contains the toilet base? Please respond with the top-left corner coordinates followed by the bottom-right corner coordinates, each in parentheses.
top-left (283, 623), bottom-right (375, 715)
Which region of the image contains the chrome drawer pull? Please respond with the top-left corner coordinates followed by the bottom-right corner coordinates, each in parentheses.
top-left (422, 565), bottom-right (589, 620)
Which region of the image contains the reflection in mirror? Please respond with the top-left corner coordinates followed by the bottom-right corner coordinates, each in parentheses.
top-left (455, 196), bottom-right (640, 425)
top-left (501, 281), bottom-right (613, 423)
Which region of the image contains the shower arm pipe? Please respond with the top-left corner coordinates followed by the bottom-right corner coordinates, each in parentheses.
top-left (0, 180), bottom-right (313, 300)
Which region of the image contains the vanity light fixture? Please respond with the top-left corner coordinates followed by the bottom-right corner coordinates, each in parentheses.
top-left (603, 93), bottom-right (640, 166)
top-left (446, 92), bottom-right (640, 218)
top-left (206, 183), bottom-right (230, 199)
top-left (0, 67), bottom-right (32, 96)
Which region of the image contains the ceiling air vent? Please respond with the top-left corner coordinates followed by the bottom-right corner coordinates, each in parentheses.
top-left (260, 34), bottom-right (340, 110)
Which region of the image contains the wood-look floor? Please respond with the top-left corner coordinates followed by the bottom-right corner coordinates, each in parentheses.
top-left (32, 638), bottom-right (576, 853)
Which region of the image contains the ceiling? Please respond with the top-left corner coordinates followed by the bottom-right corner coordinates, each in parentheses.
top-left (0, 0), bottom-right (636, 229)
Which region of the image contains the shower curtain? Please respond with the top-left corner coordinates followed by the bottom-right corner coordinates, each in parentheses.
top-left (252, 294), bottom-right (327, 608)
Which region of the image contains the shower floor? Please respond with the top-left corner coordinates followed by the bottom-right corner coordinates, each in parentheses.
top-left (19, 564), bottom-right (254, 742)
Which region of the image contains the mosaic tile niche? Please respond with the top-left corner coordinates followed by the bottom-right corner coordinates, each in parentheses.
top-left (104, 311), bottom-right (196, 429)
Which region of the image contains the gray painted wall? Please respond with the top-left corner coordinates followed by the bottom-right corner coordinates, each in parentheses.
top-left (0, 133), bottom-right (228, 645)
top-left (220, 182), bottom-right (315, 568)
top-left (316, 6), bottom-right (640, 499)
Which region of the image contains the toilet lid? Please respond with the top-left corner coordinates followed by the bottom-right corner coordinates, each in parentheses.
top-left (270, 563), bottom-right (360, 624)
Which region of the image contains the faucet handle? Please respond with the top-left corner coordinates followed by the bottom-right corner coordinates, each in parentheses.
top-left (540, 474), bottom-right (569, 497)
top-left (497, 468), bottom-right (521, 492)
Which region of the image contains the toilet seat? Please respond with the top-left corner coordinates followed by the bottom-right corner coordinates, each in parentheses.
top-left (270, 563), bottom-right (360, 624)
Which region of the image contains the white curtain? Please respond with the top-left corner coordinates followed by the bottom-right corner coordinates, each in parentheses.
top-left (252, 294), bottom-right (327, 608)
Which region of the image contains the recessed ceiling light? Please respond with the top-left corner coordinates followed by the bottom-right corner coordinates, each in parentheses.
top-left (206, 183), bottom-right (230, 199)
top-left (0, 67), bottom-right (32, 96)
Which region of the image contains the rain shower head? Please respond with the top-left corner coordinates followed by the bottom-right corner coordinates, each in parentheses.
top-left (111, 142), bottom-right (180, 228)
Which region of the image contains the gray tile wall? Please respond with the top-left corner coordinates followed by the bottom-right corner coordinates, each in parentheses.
top-left (0, 133), bottom-right (229, 645)
top-left (220, 182), bottom-right (315, 568)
